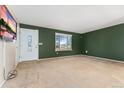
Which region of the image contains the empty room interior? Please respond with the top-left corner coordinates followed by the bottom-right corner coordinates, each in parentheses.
top-left (1, 5), bottom-right (124, 88)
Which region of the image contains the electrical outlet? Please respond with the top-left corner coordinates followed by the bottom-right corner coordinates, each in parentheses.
top-left (56, 52), bottom-right (59, 55)
top-left (85, 50), bottom-right (88, 54)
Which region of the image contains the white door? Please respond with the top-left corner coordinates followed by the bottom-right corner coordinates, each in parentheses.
top-left (20, 28), bottom-right (38, 61)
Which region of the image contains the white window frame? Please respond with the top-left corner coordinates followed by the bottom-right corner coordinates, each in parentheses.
top-left (55, 33), bottom-right (72, 51)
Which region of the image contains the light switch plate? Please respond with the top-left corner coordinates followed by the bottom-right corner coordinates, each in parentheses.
top-left (38, 42), bottom-right (43, 45)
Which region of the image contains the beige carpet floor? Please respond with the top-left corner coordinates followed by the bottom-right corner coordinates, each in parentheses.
top-left (3, 55), bottom-right (124, 88)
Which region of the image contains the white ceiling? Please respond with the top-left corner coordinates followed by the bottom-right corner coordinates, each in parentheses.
top-left (8, 5), bottom-right (124, 33)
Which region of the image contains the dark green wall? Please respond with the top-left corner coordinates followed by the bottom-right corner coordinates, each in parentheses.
top-left (20, 23), bottom-right (124, 61)
top-left (81, 23), bottom-right (124, 61)
top-left (20, 24), bottom-right (81, 59)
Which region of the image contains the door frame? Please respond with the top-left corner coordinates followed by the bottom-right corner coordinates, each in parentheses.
top-left (19, 28), bottom-right (39, 62)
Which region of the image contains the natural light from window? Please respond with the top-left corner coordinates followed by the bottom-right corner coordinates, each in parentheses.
top-left (55, 33), bottom-right (72, 51)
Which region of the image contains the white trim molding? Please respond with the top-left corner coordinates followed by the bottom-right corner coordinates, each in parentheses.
top-left (38, 55), bottom-right (82, 61)
top-left (0, 80), bottom-right (6, 88)
top-left (82, 55), bottom-right (124, 63)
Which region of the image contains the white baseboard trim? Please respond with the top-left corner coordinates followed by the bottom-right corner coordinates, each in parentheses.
top-left (82, 55), bottom-right (124, 63)
top-left (18, 54), bottom-right (82, 64)
top-left (38, 54), bottom-right (82, 61)
top-left (0, 62), bottom-right (18, 88)
top-left (18, 54), bottom-right (124, 64)
top-left (0, 80), bottom-right (6, 88)
top-left (18, 55), bottom-right (82, 63)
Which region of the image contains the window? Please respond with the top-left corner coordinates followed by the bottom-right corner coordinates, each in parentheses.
top-left (55, 33), bottom-right (72, 51)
